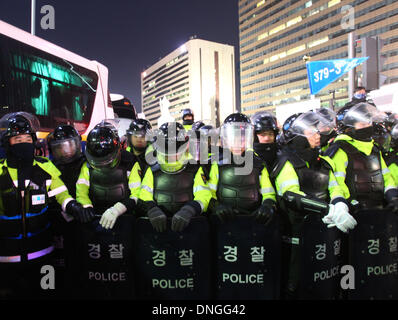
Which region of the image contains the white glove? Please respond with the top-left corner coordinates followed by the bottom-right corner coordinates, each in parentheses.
top-left (99, 202), bottom-right (127, 229)
top-left (321, 204), bottom-right (335, 225)
top-left (325, 202), bottom-right (357, 233)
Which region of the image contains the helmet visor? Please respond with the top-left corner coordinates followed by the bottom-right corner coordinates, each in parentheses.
top-left (50, 137), bottom-right (81, 163)
top-left (86, 147), bottom-right (120, 169)
top-left (220, 122), bottom-right (254, 153)
top-left (343, 104), bottom-right (386, 128)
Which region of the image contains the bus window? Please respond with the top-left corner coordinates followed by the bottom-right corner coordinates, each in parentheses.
top-left (0, 33), bottom-right (98, 134)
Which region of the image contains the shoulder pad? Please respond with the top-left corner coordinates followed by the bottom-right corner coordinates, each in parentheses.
top-left (319, 157), bottom-right (333, 171)
top-left (323, 142), bottom-right (341, 158)
top-left (252, 152), bottom-right (266, 168)
top-left (120, 150), bottom-right (135, 170)
top-left (270, 150), bottom-right (306, 179)
top-left (34, 156), bottom-right (49, 163)
top-left (150, 163), bottom-right (161, 173)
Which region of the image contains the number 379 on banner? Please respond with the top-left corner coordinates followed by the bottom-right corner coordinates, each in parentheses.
top-left (306, 57), bottom-right (368, 95)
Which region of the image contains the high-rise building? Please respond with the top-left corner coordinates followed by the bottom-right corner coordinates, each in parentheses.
top-left (239, 0), bottom-right (398, 116)
top-left (141, 38), bottom-right (236, 128)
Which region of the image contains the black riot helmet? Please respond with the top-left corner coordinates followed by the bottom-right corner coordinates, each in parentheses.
top-left (0, 112), bottom-right (39, 148)
top-left (191, 121), bottom-right (205, 132)
top-left (153, 122), bottom-right (189, 157)
top-left (190, 121), bottom-right (205, 139)
top-left (220, 113), bottom-right (254, 153)
top-left (126, 118), bottom-right (152, 137)
top-left (85, 125), bottom-right (121, 170)
top-left (126, 118), bottom-right (152, 149)
top-left (251, 111), bottom-right (278, 134)
top-left (47, 125), bottom-right (82, 164)
top-left (181, 108), bottom-right (194, 120)
top-left (282, 111), bottom-right (326, 149)
top-left (282, 113), bottom-right (303, 143)
top-left (181, 108), bottom-right (194, 125)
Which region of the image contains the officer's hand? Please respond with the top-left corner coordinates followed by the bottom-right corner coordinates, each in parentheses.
top-left (100, 202), bottom-right (127, 229)
top-left (253, 199), bottom-right (276, 226)
top-left (66, 200), bottom-right (95, 223)
top-left (321, 204), bottom-right (335, 226)
top-left (172, 205), bottom-right (196, 232)
top-left (387, 199), bottom-right (398, 214)
top-left (214, 204), bottom-right (238, 223)
top-left (147, 206), bottom-right (167, 232)
top-left (325, 202), bottom-right (357, 233)
top-left (82, 207), bottom-right (96, 223)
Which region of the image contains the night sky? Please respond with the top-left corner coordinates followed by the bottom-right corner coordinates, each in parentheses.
top-left (0, 0), bottom-right (240, 113)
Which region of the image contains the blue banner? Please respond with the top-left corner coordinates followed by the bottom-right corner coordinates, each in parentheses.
top-left (306, 57), bottom-right (369, 95)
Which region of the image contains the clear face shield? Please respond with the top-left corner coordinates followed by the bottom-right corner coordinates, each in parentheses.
top-left (220, 122), bottom-right (254, 155)
top-left (154, 127), bottom-right (189, 172)
top-left (342, 104), bottom-right (386, 130)
top-left (316, 108), bottom-right (336, 134)
top-left (129, 130), bottom-right (149, 150)
top-left (50, 136), bottom-right (81, 164)
top-left (86, 147), bottom-right (121, 170)
top-left (290, 112), bottom-right (326, 148)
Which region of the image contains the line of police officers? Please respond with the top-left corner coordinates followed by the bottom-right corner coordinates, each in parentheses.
top-left (1, 103), bottom-right (398, 300)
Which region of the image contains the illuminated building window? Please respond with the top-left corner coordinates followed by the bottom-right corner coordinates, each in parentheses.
top-left (258, 32), bottom-right (268, 41)
top-left (286, 16), bottom-right (302, 28)
top-left (287, 45), bottom-right (305, 56)
top-left (328, 0), bottom-right (340, 8)
top-left (308, 36), bottom-right (329, 48)
top-left (269, 24), bottom-right (285, 35)
top-left (257, 0), bottom-right (265, 7)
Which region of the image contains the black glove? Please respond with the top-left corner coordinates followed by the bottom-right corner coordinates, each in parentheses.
top-left (147, 206), bottom-right (167, 232)
top-left (214, 204), bottom-right (238, 223)
top-left (252, 199), bottom-right (276, 226)
top-left (172, 204), bottom-right (196, 232)
top-left (66, 201), bottom-right (95, 223)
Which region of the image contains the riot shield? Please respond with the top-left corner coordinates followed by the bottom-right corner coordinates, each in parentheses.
top-left (298, 214), bottom-right (344, 300)
top-left (74, 214), bottom-right (136, 299)
top-left (347, 209), bottom-right (398, 300)
top-left (134, 216), bottom-right (211, 300)
top-left (211, 214), bottom-right (281, 300)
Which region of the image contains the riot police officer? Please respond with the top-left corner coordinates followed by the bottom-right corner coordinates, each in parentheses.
top-left (138, 122), bottom-right (212, 232)
top-left (181, 108), bottom-right (194, 131)
top-left (251, 111), bottom-right (279, 171)
top-left (46, 124), bottom-right (86, 297)
top-left (272, 111), bottom-right (356, 299)
top-left (126, 118), bottom-right (153, 174)
top-left (343, 86), bottom-right (376, 109)
top-left (207, 113), bottom-right (277, 226)
top-left (325, 103), bottom-right (398, 211)
top-left (76, 123), bottom-right (142, 229)
top-left (0, 112), bottom-right (86, 299)
top-left (47, 125), bottom-right (85, 203)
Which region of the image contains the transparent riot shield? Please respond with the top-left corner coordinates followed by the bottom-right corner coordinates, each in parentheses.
top-left (211, 214), bottom-right (281, 300)
top-left (134, 216), bottom-right (211, 300)
top-left (74, 214), bottom-right (136, 299)
top-left (347, 209), bottom-right (398, 300)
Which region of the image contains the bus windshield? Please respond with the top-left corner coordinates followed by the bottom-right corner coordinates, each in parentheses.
top-left (0, 33), bottom-right (98, 133)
